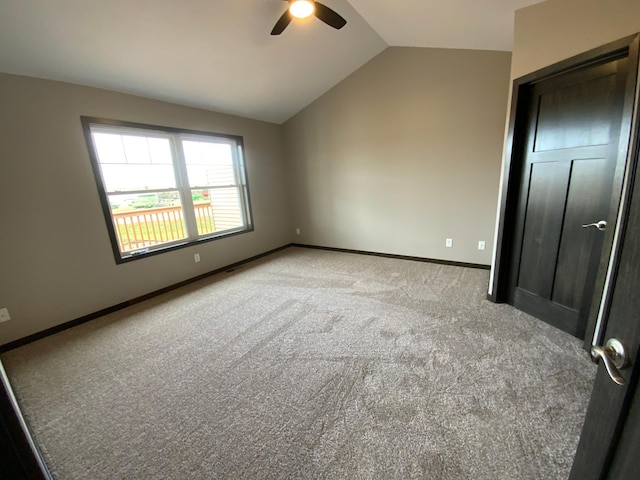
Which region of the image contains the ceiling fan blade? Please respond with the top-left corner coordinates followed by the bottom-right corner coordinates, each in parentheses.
top-left (314, 2), bottom-right (347, 30)
top-left (271, 10), bottom-right (293, 35)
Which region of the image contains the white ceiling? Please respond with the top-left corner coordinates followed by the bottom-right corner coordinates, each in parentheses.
top-left (0, 0), bottom-right (542, 124)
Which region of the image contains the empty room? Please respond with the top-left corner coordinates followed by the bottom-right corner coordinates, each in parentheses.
top-left (1, 0), bottom-right (640, 478)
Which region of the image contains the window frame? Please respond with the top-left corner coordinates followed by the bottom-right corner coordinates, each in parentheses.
top-left (81, 117), bottom-right (254, 264)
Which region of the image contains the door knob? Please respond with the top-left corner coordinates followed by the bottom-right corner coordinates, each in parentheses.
top-left (591, 338), bottom-right (630, 386)
top-left (582, 220), bottom-right (607, 231)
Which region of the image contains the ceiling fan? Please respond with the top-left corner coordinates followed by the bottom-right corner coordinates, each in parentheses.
top-left (271, 0), bottom-right (347, 35)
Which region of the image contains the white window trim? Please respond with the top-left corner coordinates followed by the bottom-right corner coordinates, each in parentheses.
top-left (81, 117), bottom-right (254, 263)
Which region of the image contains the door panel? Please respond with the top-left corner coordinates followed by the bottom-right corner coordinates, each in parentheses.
top-left (509, 59), bottom-right (627, 338)
top-left (517, 161), bottom-right (568, 297)
top-left (606, 374), bottom-right (640, 478)
top-left (553, 158), bottom-right (609, 310)
top-left (534, 73), bottom-right (616, 152)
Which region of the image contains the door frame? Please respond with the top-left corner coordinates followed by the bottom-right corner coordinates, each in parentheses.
top-left (0, 359), bottom-right (52, 479)
top-left (489, 34), bottom-right (640, 347)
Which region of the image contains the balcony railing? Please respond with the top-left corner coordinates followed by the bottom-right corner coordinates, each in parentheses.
top-left (112, 203), bottom-right (216, 252)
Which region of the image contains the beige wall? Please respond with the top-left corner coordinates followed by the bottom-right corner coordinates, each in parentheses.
top-left (512, 0), bottom-right (640, 79)
top-left (284, 47), bottom-right (511, 265)
top-left (0, 73), bottom-right (291, 345)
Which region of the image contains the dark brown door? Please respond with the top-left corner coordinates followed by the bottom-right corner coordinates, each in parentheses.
top-left (569, 112), bottom-right (640, 479)
top-left (508, 57), bottom-right (629, 338)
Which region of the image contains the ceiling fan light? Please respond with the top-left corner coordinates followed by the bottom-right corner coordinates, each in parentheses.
top-left (289, 0), bottom-right (314, 19)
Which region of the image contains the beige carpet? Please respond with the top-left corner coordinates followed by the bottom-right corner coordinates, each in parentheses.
top-left (1, 247), bottom-right (596, 479)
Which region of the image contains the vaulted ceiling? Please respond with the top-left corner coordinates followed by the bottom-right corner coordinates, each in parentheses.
top-left (0, 0), bottom-right (542, 124)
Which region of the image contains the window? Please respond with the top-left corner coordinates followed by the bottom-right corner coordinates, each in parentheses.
top-left (82, 118), bottom-right (253, 263)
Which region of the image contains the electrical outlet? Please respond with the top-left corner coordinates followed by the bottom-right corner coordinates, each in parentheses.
top-left (296, 228), bottom-right (301, 235)
top-left (446, 238), bottom-right (453, 248)
top-left (194, 253), bottom-right (200, 263)
top-left (0, 308), bottom-right (10, 323)
top-left (478, 241), bottom-right (486, 250)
